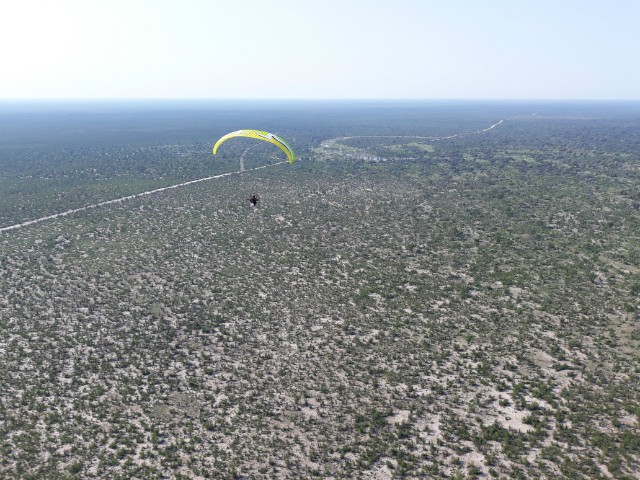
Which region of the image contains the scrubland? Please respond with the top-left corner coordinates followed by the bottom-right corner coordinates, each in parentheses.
top-left (1, 103), bottom-right (639, 478)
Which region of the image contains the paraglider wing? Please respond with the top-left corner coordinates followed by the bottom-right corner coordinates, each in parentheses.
top-left (212, 130), bottom-right (296, 164)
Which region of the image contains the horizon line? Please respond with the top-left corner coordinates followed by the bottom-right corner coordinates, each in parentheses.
top-left (1, 97), bottom-right (639, 103)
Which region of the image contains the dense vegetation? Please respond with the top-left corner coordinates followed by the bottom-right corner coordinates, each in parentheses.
top-left (1, 101), bottom-right (639, 478)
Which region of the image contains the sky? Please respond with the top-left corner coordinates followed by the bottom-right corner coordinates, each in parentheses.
top-left (0, 0), bottom-right (638, 100)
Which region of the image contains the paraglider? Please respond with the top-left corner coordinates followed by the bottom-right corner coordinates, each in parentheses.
top-left (212, 130), bottom-right (296, 164)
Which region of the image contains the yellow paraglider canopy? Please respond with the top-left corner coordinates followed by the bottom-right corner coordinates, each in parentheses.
top-left (213, 130), bottom-right (296, 164)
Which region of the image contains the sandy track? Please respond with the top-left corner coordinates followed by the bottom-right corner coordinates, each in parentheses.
top-left (321, 115), bottom-right (532, 148)
top-left (1, 162), bottom-right (286, 233)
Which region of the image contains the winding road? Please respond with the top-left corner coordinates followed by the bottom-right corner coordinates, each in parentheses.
top-left (320, 116), bottom-right (529, 149)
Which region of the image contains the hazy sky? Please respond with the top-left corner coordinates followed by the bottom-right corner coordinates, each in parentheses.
top-left (1, 0), bottom-right (638, 100)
